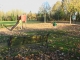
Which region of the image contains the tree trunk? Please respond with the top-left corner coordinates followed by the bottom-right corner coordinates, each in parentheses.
top-left (70, 14), bottom-right (72, 24)
top-left (44, 13), bottom-right (46, 23)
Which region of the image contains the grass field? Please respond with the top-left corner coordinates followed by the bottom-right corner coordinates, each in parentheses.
top-left (0, 30), bottom-right (80, 59)
top-left (0, 21), bottom-right (80, 59)
top-left (0, 20), bottom-right (43, 28)
top-left (0, 20), bottom-right (43, 24)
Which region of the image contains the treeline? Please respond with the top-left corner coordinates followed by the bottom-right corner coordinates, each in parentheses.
top-left (38, 0), bottom-right (80, 22)
top-left (0, 10), bottom-right (23, 21)
top-left (0, 10), bottom-right (37, 21)
top-left (51, 0), bottom-right (80, 21)
top-left (0, 0), bottom-right (80, 22)
top-left (0, 10), bottom-right (51, 22)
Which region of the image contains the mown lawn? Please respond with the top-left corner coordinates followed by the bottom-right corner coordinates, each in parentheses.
top-left (0, 20), bottom-right (43, 28)
top-left (0, 20), bottom-right (42, 25)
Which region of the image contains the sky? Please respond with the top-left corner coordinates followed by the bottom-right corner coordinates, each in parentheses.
top-left (0, 0), bottom-right (62, 13)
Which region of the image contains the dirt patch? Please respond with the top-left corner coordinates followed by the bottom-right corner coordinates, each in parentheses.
top-left (0, 23), bottom-right (80, 35)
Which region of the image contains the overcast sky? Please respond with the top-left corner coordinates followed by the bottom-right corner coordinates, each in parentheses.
top-left (0, 0), bottom-right (62, 13)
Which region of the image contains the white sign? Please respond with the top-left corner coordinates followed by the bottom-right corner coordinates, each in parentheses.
top-left (72, 15), bottom-right (76, 20)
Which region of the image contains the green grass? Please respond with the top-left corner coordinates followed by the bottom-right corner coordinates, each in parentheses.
top-left (1, 30), bottom-right (79, 50)
top-left (0, 21), bottom-right (16, 25)
top-left (0, 21), bottom-right (16, 28)
top-left (0, 25), bottom-right (80, 58)
top-left (0, 20), bottom-right (43, 28)
top-left (0, 20), bottom-right (42, 24)
top-left (0, 29), bottom-right (80, 46)
top-left (25, 30), bottom-right (80, 51)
